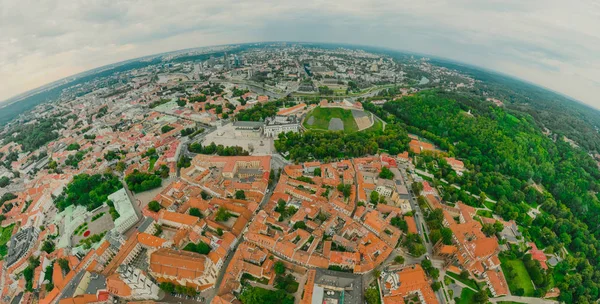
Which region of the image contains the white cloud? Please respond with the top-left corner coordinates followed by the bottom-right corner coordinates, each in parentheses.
top-left (0, 0), bottom-right (599, 107)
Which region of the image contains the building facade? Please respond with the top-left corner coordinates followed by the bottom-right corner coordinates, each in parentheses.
top-left (263, 115), bottom-right (300, 137)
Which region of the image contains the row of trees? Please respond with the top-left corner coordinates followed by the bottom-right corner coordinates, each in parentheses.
top-left (159, 282), bottom-right (198, 297)
top-left (188, 142), bottom-right (249, 156)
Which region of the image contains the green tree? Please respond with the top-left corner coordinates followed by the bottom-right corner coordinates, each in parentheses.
top-left (0, 177), bottom-right (9, 188)
top-left (313, 168), bottom-right (322, 176)
top-left (370, 191), bottom-right (379, 205)
top-left (201, 190), bottom-right (210, 200)
top-left (115, 161), bottom-right (126, 172)
top-left (460, 270), bottom-right (470, 280)
top-left (58, 258), bottom-right (70, 274)
top-left (41, 240), bottom-right (55, 253)
top-left (215, 207), bottom-right (232, 222)
top-left (365, 287), bottom-right (380, 304)
top-left (235, 190), bottom-right (246, 200)
top-left (274, 261), bottom-right (286, 275)
top-left (293, 221), bottom-right (307, 230)
top-left (474, 288), bottom-right (490, 303)
top-left (125, 170), bottom-right (162, 193)
top-left (148, 201), bottom-right (162, 212)
top-left (379, 166), bottom-right (394, 179)
top-left (337, 183), bottom-right (352, 199)
top-left (66, 143), bottom-right (80, 151)
top-left (239, 286), bottom-right (294, 304)
top-left (161, 125), bottom-right (175, 133)
top-left (411, 182), bottom-right (423, 195)
top-left (441, 227), bottom-right (453, 245)
top-left (177, 155), bottom-right (191, 168)
top-left (189, 208), bottom-right (203, 218)
top-left (373, 269), bottom-right (381, 279)
top-left (183, 241), bottom-right (211, 255)
top-left (159, 282), bottom-right (175, 293)
top-left (493, 221), bottom-right (504, 233)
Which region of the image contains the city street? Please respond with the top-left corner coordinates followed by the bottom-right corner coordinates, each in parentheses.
top-left (397, 165), bottom-right (448, 304)
top-left (198, 160), bottom-right (279, 303)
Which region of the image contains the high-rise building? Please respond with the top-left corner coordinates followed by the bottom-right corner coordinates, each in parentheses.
top-left (224, 52), bottom-right (230, 69)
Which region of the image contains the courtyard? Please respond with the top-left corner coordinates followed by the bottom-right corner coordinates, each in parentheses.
top-left (70, 205), bottom-right (115, 246)
top-left (201, 123), bottom-right (274, 155)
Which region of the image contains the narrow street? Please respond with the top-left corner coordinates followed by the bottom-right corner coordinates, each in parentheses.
top-left (398, 165), bottom-right (448, 303)
top-left (199, 158), bottom-right (280, 303)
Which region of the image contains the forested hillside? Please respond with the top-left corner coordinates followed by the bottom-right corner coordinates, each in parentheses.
top-left (432, 59), bottom-right (600, 152)
top-left (378, 91), bottom-right (600, 303)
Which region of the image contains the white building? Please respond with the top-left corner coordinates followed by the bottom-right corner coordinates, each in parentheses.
top-left (263, 115), bottom-right (300, 137)
top-left (109, 188), bottom-right (139, 234)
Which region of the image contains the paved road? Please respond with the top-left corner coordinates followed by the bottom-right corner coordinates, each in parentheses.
top-left (271, 153), bottom-right (291, 171)
top-left (398, 166), bottom-right (445, 304)
top-left (489, 295), bottom-right (558, 304)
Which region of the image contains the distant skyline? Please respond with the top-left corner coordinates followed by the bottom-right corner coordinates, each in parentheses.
top-left (1, 0), bottom-right (599, 108)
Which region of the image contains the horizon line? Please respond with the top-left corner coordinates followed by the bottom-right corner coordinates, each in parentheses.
top-left (0, 40), bottom-right (592, 111)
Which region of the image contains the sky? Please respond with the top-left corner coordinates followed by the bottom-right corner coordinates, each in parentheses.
top-left (1, 0), bottom-right (600, 107)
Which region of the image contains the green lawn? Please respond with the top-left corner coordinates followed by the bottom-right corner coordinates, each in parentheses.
top-left (476, 209), bottom-right (493, 218)
top-left (446, 271), bottom-right (479, 290)
top-left (483, 201), bottom-right (496, 211)
top-left (365, 115), bottom-right (384, 133)
top-left (446, 271), bottom-right (479, 291)
top-left (0, 224), bottom-right (16, 259)
top-left (499, 256), bottom-right (535, 296)
top-left (285, 281), bottom-right (299, 293)
top-left (303, 107), bottom-right (358, 132)
top-left (456, 288), bottom-right (476, 304)
top-left (0, 224), bottom-right (14, 244)
top-left (149, 157), bottom-right (157, 171)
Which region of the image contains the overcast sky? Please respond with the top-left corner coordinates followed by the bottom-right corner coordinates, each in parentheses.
top-left (1, 0), bottom-right (599, 107)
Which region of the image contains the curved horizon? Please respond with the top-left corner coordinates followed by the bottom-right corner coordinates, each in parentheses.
top-left (1, 0), bottom-right (599, 109)
top-left (0, 40), bottom-right (591, 111)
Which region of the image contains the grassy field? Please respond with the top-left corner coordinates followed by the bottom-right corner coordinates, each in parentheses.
top-left (149, 157), bottom-right (157, 171)
top-left (456, 288), bottom-right (476, 304)
top-left (484, 201), bottom-right (496, 211)
top-left (0, 224), bottom-right (15, 259)
top-left (365, 115), bottom-right (384, 132)
top-left (303, 107), bottom-right (359, 132)
top-left (499, 256), bottom-right (535, 296)
top-left (446, 271), bottom-right (479, 290)
top-left (476, 209), bottom-right (493, 218)
top-left (0, 224), bottom-right (14, 244)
